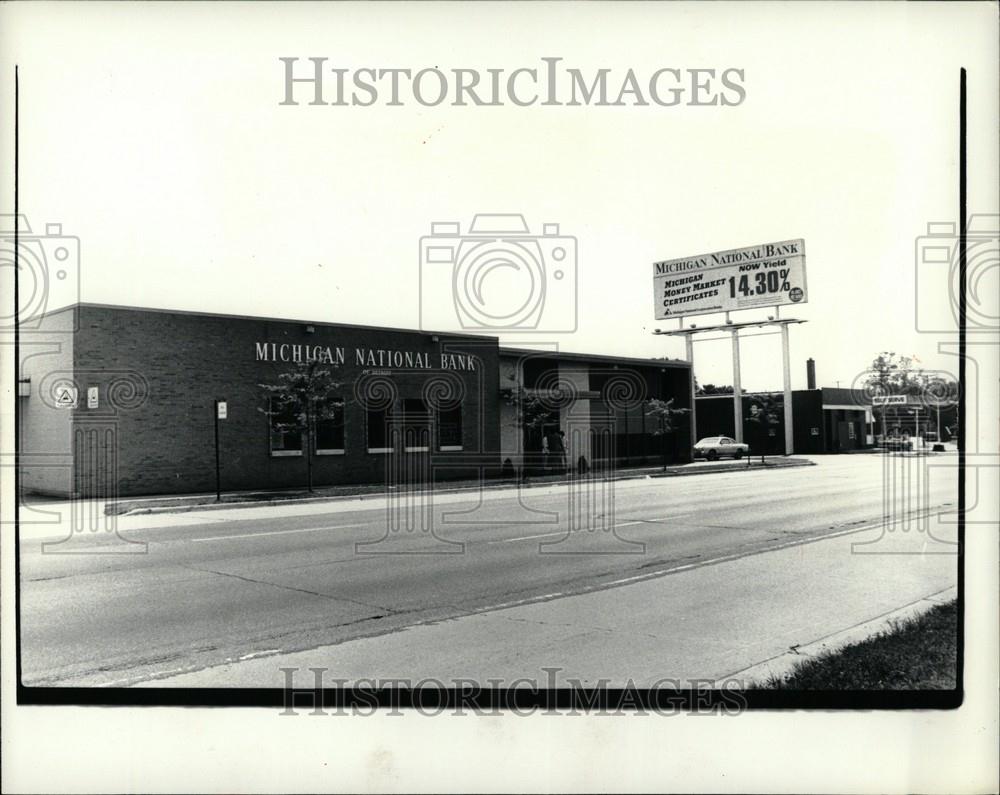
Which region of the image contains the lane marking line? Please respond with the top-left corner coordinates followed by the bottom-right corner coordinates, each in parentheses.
top-left (488, 515), bottom-right (694, 543)
top-left (190, 524), bottom-right (366, 543)
top-left (474, 509), bottom-right (954, 612)
top-left (492, 531), bottom-right (568, 543)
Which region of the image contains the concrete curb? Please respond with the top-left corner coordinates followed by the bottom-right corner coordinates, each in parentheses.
top-left (109, 458), bottom-right (815, 517)
top-left (725, 586), bottom-right (958, 686)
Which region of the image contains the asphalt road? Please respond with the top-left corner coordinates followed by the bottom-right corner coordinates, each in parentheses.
top-left (18, 454), bottom-right (959, 686)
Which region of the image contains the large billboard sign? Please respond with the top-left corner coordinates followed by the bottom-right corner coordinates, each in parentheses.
top-left (653, 239), bottom-right (808, 319)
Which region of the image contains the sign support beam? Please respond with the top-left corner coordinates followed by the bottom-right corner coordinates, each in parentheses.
top-left (731, 328), bottom-right (743, 443)
top-left (685, 334), bottom-right (697, 453)
top-left (781, 323), bottom-right (794, 455)
top-left (655, 318), bottom-right (806, 458)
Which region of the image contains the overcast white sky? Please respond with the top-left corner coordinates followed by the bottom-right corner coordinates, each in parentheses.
top-left (3, 2), bottom-right (997, 390)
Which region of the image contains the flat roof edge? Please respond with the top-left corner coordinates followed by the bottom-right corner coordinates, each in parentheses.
top-left (31, 304), bottom-right (690, 367)
top-left (38, 302), bottom-right (500, 343)
top-left (499, 346), bottom-right (690, 368)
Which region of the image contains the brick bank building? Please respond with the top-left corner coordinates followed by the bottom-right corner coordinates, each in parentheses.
top-left (18, 304), bottom-right (693, 498)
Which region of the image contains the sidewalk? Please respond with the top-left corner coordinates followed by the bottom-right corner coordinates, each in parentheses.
top-left (147, 513), bottom-right (958, 688)
top-left (102, 456), bottom-right (815, 517)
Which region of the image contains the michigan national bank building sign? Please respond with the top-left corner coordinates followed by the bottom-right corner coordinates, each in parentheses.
top-left (653, 239), bottom-right (808, 319)
top-left (254, 341), bottom-right (479, 371)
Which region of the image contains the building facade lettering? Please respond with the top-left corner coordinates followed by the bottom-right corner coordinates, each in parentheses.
top-left (254, 341), bottom-right (477, 371)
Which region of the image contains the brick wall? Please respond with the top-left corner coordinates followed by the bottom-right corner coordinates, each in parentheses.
top-left (69, 306), bottom-right (501, 496)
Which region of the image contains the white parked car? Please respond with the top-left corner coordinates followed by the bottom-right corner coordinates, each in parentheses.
top-left (693, 436), bottom-right (749, 460)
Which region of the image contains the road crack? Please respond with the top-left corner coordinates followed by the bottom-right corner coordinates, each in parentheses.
top-left (180, 563), bottom-right (395, 613)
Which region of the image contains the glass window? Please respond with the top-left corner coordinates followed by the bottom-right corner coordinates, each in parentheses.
top-left (437, 405), bottom-right (463, 450)
top-left (314, 399), bottom-right (345, 454)
top-left (402, 398), bottom-right (430, 452)
top-left (269, 398), bottom-right (302, 456)
top-left (366, 407), bottom-right (391, 452)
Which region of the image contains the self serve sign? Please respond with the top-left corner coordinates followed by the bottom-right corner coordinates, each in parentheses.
top-left (654, 239), bottom-right (808, 319)
top-left (873, 395), bottom-right (908, 406)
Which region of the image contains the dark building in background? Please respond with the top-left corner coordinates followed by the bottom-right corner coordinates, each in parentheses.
top-left (695, 386), bottom-right (873, 455)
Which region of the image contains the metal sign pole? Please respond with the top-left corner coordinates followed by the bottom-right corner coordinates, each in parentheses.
top-left (654, 317), bottom-right (806, 459)
top-left (731, 327), bottom-right (743, 443)
top-left (214, 400), bottom-right (222, 502)
top-left (780, 322), bottom-right (794, 455)
top-left (685, 332), bottom-right (697, 453)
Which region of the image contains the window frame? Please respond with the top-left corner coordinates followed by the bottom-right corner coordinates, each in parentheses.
top-left (313, 398), bottom-right (346, 456)
top-left (366, 405), bottom-right (393, 454)
top-left (268, 397), bottom-right (304, 458)
top-left (401, 397), bottom-right (431, 453)
top-left (436, 403), bottom-right (464, 452)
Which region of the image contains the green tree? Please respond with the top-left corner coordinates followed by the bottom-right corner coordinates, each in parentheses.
top-left (644, 397), bottom-right (691, 471)
top-left (258, 360), bottom-right (343, 493)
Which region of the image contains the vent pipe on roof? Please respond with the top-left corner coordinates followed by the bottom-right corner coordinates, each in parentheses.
top-left (806, 358), bottom-right (817, 390)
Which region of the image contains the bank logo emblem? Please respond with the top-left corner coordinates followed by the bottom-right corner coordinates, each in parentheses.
top-left (418, 213), bottom-right (578, 334)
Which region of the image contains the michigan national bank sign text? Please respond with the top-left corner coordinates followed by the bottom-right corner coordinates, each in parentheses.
top-left (255, 341), bottom-right (478, 371)
top-left (653, 239), bottom-right (808, 319)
